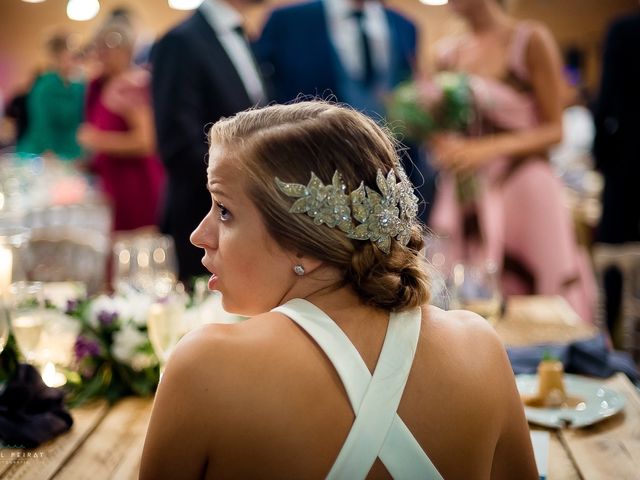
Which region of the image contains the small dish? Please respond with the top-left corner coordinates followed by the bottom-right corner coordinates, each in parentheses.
top-left (515, 373), bottom-right (626, 428)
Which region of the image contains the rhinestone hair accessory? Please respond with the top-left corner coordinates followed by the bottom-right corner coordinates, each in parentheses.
top-left (275, 168), bottom-right (419, 254)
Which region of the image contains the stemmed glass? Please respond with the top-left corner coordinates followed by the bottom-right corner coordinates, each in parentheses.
top-left (147, 290), bottom-right (186, 379)
top-left (451, 262), bottom-right (502, 325)
top-left (112, 234), bottom-right (178, 297)
top-left (9, 281), bottom-right (45, 365)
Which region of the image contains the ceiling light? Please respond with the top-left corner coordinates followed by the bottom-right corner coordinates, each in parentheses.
top-left (420, 0), bottom-right (448, 5)
top-left (66, 0), bottom-right (100, 21)
top-left (168, 0), bottom-right (204, 10)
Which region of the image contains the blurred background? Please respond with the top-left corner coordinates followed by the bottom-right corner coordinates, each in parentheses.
top-left (0, 0), bottom-right (638, 99)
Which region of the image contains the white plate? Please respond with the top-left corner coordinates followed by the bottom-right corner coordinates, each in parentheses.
top-left (516, 374), bottom-right (626, 428)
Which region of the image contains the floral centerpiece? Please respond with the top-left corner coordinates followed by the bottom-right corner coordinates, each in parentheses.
top-left (0, 281), bottom-right (242, 407)
top-left (63, 291), bottom-right (160, 407)
top-left (0, 289), bottom-right (160, 407)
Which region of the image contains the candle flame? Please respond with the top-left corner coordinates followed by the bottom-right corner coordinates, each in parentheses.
top-left (42, 361), bottom-right (67, 388)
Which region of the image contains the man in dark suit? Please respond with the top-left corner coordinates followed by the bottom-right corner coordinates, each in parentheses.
top-left (593, 8), bottom-right (640, 332)
top-left (593, 9), bottom-right (640, 245)
top-left (152, 0), bottom-right (266, 281)
top-left (254, 0), bottom-right (435, 223)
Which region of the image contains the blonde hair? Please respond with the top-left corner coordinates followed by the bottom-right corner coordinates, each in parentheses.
top-left (209, 101), bottom-right (430, 311)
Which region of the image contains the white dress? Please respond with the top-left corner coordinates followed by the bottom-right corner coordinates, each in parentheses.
top-left (272, 299), bottom-right (444, 480)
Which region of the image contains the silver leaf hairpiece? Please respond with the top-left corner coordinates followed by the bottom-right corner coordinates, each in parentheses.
top-left (275, 168), bottom-right (419, 254)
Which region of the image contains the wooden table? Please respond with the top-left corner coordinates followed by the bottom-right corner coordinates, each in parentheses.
top-left (1, 296), bottom-right (638, 479)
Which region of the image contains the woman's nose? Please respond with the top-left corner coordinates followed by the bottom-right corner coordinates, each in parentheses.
top-left (190, 212), bottom-right (217, 250)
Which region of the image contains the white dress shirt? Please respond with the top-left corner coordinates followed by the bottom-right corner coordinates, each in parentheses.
top-left (323, 0), bottom-right (391, 82)
top-left (199, 0), bottom-right (266, 105)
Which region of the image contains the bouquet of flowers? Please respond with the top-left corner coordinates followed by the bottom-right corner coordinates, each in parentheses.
top-left (387, 72), bottom-right (474, 143)
top-left (387, 72), bottom-right (478, 206)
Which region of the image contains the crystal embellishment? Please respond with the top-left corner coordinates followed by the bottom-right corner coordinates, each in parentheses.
top-left (275, 167), bottom-right (419, 254)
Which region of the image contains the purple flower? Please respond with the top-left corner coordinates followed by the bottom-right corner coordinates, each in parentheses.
top-left (74, 335), bottom-right (101, 361)
top-left (97, 310), bottom-right (118, 327)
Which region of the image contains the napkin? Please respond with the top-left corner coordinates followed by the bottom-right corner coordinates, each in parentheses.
top-left (0, 363), bottom-right (73, 448)
top-left (530, 431), bottom-right (549, 480)
top-left (507, 333), bottom-right (639, 384)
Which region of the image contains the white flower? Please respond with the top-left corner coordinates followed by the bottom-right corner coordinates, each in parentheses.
top-left (42, 282), bottom-right (86, 310)
top-left (131, 352), bottom-right (157, 371)
top-left (112, 323), bottom-right (152, 370)
top-left (122, 291), bottom-right (153, 327)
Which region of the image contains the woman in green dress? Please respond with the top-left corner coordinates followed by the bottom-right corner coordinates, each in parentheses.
top-left (17, 32), bottom-right (85, 161)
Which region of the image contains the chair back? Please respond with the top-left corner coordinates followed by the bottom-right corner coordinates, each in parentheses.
top-left (592, 242), bottom-right (640, 361)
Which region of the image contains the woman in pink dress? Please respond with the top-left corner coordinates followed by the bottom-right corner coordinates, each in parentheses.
top-left (429, 0), bottom-right (595, 322)
top-left (78, 19), bottom-right (165, 232)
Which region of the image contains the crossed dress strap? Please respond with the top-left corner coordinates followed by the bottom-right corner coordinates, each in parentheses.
top-left (272, 299), bottom-right (443, 480)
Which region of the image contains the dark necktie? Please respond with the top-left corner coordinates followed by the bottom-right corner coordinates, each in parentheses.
top-left (233, 24), bottom-right (246, 39)
top-left (352, 10), bottom-right (375, 86)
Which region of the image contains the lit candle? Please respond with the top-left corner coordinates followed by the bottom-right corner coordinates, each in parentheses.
top-left (0, 245), bottom-right (12, 299)
top-left (42, 361), bottom-right (67, 388)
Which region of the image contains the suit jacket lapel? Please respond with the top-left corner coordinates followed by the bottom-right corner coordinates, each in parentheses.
top-left (192, 10), bottom-right (254, 107)
top-left (317, 1), bottom-right (342, 94)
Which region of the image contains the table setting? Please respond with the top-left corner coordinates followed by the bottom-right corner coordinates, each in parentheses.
top-left (0, 155), bottom-right (638, 478)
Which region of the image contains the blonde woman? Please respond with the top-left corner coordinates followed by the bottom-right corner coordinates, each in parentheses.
top-left (140, 102), bottom-right (537, 479)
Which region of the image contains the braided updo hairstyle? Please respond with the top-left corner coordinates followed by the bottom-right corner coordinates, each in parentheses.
top-left (208, 101), bottom-right (430, 311)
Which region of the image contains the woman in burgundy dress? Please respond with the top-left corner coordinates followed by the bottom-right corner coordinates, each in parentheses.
top-left (78, 18), bottom-right (165, 232)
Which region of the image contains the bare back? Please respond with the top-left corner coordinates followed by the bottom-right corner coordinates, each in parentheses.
top-left (140, 294), bottom-right (537, 479)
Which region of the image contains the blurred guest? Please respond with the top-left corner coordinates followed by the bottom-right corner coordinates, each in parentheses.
top-left (429, 0), bottom-right (595, 322)
top-left (254, 0), bottom-right (435, 224)
top-left (151, 0), bottom-right (267, 282)
top-left (17, 33), bottom-right (84, 160)
top-left (108, 6), bottom-right (154, 67)
top-left (594, 9), bottom-right (640, 245)
top-left (78, 19), bottom-right (165, 232)
top-left (593, 8), bottom-right (640, 332)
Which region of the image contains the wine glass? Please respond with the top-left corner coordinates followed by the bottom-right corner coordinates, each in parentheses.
top-left (112, 239), bottom-right (135, 294)
top-left (147, 291), bottom-right (186, 379)
top-left (9, 281), bottom-right (45, 364)
top-left (451, 262), bottom-right (502, 325)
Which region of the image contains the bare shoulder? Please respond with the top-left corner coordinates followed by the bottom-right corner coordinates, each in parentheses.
top-left (422, 305), bottom-right (505, 355)
top-left (419, 306), bottom-right (513, 391)
top-left (522, 20), bottom-right (561, 63)
top-left (166, 311), bottom-right (291, 383)
top-left (146, 311), bottom-right (296, 436)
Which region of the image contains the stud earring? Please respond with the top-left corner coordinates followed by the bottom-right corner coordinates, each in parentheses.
top-left (293, 264), bottom-right (305, 276)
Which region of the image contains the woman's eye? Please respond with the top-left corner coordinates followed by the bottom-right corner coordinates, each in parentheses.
top-left (215, 202), bottom-right (231, 221)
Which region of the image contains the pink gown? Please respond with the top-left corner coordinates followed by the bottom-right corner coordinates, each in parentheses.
top-left (85, 70), bottom-right (165, 232)
top-left (430, 23), bottom-right (596, 323)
